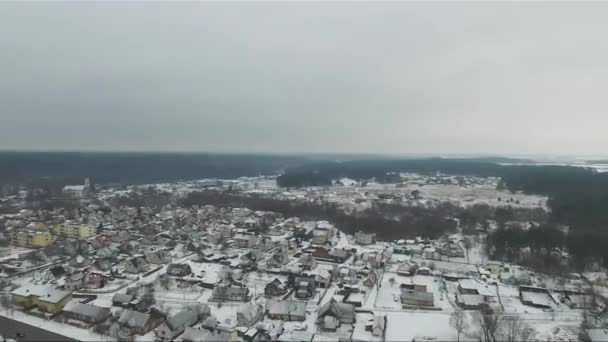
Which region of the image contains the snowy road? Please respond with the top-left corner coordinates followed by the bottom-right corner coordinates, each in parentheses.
top-left (0, 315), bottom-right (77, 342)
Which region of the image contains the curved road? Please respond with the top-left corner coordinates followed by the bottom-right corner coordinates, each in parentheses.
top-left (0, 316), bottom-right (76, 342)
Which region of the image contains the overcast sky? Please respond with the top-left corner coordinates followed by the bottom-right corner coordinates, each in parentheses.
top-left (2, 2), bottom-right (608, 156)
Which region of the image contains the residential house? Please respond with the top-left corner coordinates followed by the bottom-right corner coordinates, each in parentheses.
top-left (112, 293), bottom-right (137, 308)
top-left (157, 308), bottom-right (199, 340)
top-left (166, 263), bottom-right (192, 277)
top-left (294, 277), bottom-right (316, 300)
top-left (92, 234), bottom-right (112, 249)
top-left (236, 304), bottom-right (263, 327)
top-left (96, 245), bottom-right (119, 259)
top-left (440, 241), bottom-right (465, 258)
top-left (62, 301), bottom-right (110, 324)
top-left (455, 293), bottom-right (487, 310)
top-left (266, 251), bottom-right (289, 269)
top-left (278, 239), bottom-right (298, 255)
top-left (124, 257), bottom-right (150, 274)
top-left (397, 262), bottom-right (414, 276)
top-left (400, 288), bottom-right (434, 308)
top-left (94, 258), bottom-right (115, 272)
top-left (416, 266), bottom-right (432, 276)
top-left (519, 286), bottom-right (555, 309)
top-left (11, 285), bottom-right (72, 314)
top-left (317, 298), bottom-right (355, 331)
top-left (240, 250), bottom-right (262, 268)
top-left (84, 272), bottom-right (107, 289)
top-left (234, 234), bottom-right (259, 249)
top-left (457, 279), bottom-right (495, 297)
top-left (265, 278), bottom-right (288, 297)
top-left (355, 231), bottom-right (376, 245)
top-left (298, 254), bottom-right (317, 271)
top-left (329, 248), bottom-right (351, 263)
top-left (64, 239), bottom-right (90, 256)
top-left (363, 270), bottom-right (378, 288)
top-left (256, 238), bottom-right (276, 253)
top-left (265, 299), bottom-right (306, 322)
top-left (64, 272), bottom-right (85, 291)
top-left (146, 250), bottom-right (172, 265)
top-left (485, 262), bottom-right (504, 275)
top-left (210, 286), bottom-right (251, 302)
top-left (312, 229), bottom-right (330, 245)
top-left (315, 268), bottom-right (332, 289)
top-left (181, 327), bottom-right (238, 342)
top-left (117, 309), bottom-right (162, 335)
top-left (365, 315), bottom-right (386, 338)
top-left (334, 267), bottom-right (358, 285)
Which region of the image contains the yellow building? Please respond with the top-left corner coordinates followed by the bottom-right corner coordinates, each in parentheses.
top-left (11, 229), bottom-right (52, 248)
top-left (34, 290), bottom-right (72, 314)
top-left (53, 223), bottom-right (95, 239)
top-left (485, 262), bottom-right (504, 275)
top-left (11, 285), bottom-right (72, 313)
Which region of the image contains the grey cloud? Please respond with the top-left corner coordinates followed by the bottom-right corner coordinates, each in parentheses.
top-left (1, 2), bottom-right (608, 155)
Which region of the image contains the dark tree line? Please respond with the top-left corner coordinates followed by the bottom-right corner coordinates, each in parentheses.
top-left (0, 152), bottom-right (322, 188)
top-left (278, 158), bottom-right (608, 227)
top-left (486, 224), bottom-right (608, 272)
top-left (182, 191), bottom-right (459, 240)
top-left (182, 191), bottom-right (545, 241)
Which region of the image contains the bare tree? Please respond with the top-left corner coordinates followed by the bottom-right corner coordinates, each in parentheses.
top-left (477, 309), bottom-right (501, 342)
top-left (501, 316), bottom-right (533, 342)
top-left (158, 274), bottom-right (172, 290)
top-left (463, 237), bottom-right (473, 264)
top-left (450, 309), bottom-right (468, 342)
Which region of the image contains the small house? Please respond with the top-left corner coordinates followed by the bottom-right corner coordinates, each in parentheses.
top-left (236, 304), bottom-right (263, 327)
top-left (124, 257), bottom-right (150, 274)
top-left (265, 299), bottom-right (306, 322)
top-left (317, 298), bottom-right (355, 331)
top-left (363, 270), bottom-right (378, 288)
top-left (397, 263), bottom-right (414, 276)
top-left (234, 234), bottom-right (259, 249)
top-left (64, 272), bottom-right (85, 291)
top-left (266, 251), bottom-right (289, 269)
top-left (211, 286), bottom-right (251, 302)
top-left (401, 289), bottom-right (434, 308)
top-left (181, 327), bottom-right (238, 342)
top-left (294, 277), bottom-right (316, 300)
top-left (355, 231), bottom-right (376, 245)
top-left (157, 309), bottom-right (199, 340)
top-left (166, 263), bottom-right (192, 277)
top-left (365, 314), bottom-right (386, 338)
top-left (62, 301), bottom-right (110, 324)
top-left (117, 309), bottom-right (162, 335)
top-left (265, 278), bottom-right (288, 297)
top-left (146, 250), bottom-right (172, 265)
top-left (298, 254), bottom-right (317, 271)
top-left (112, 293), bottom-right (137, 308)
top-left (315, 268), bottom-right (332, 289)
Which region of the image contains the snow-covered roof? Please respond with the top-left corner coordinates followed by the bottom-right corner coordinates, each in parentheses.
top-left (63, 301), bottom-right (109, 319)
top-left (118, 309), bottom-right (151, 328)
top-left (266, 299), bottom-right (306, 317)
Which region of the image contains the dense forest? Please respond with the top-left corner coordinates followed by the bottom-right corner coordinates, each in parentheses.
top-left (0, 152), bottom-right (322, 188)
